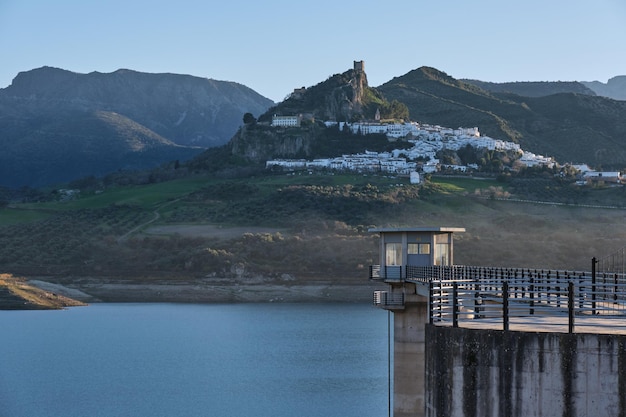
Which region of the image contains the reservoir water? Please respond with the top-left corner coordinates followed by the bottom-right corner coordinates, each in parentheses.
top-left (0, 303), bottom-right (389, 417)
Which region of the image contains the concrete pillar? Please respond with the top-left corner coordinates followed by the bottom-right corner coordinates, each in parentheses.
top-left (394, 295), bottom-right (428, 417)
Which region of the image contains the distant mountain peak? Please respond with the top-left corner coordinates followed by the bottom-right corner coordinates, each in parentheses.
top-left (385, 66), bottom-right (458, 85)
top-left (0, 67), bottom-right (274, 187)
top-left (258, 62), bottom-right (371, 123)
top-left (2, 67), bottom-right (274, 147)
top-left (581, 76), bottom-right (626, 100)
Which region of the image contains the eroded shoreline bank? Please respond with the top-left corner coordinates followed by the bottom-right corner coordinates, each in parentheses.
top-left (23, 278), bottom-right (383, 306)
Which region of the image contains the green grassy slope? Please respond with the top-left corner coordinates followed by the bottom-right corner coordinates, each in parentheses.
top-left (1, 173), bottom-right (625, 284)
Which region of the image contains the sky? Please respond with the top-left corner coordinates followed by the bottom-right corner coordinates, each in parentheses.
top-left (1, 0), bottom-right (625, 103)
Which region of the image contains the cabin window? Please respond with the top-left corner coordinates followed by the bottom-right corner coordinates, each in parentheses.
top-left (434, 243), bottom-right (450, 266)
top-left (385, 243), bottom-right (402, 266)
top-left (408, 243), bottom-right (430, 255)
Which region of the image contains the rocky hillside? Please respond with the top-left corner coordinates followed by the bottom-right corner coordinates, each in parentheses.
top-left (258, 62), bottom-right (407, 123)
top-left (191, 63), bottom-right (410, 168)
top-left (0, 67), bottom-right (274, 187)
top-left (191, 122), bottom-right (403, 173)
top-left (377, 67), bottom-right (626, 168)
top-left (218, 64), bottom-right (626, 170)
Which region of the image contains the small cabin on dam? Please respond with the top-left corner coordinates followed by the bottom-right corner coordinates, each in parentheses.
top-left (368, 226), bottom-right (465, 416)
top-left (369, 226), bottom-right (465, 281)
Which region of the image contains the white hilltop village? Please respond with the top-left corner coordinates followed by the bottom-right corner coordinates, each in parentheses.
top-left (266, 117), bottom-right (558, 184)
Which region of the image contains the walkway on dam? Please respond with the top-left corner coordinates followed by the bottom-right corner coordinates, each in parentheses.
top-left (372, 264), bottom-right (626, 335)
top-left (438, 314), bottom-right (626, 335)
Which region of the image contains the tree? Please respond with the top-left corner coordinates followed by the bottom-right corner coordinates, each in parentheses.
top-left (243, 112), bottom-right (256, 125)
top-left (457, 144), bottom-right (479, 165)
top-left (380, 99), bottom-right (410, 121)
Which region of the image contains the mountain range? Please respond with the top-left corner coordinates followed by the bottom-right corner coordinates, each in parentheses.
top-left (376, 68), bottom-right (626, 168)
top-left (581, 76), bottom-right (626, 101)
top-left (0, 67), bottom-right (273, 188)
top-left (1, 65), bottom-right (625, 188)
top-left (462, 76), bottom-right (626, 101)
top-left (209, 64), bottom-right (626, 174)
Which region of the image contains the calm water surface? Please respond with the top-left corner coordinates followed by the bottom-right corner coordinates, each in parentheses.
top-left (0, 303), bottom-right (389, 417)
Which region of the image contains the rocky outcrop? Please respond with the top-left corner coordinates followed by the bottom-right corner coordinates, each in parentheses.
top-left (261, 63), bottom-right (373, 124)
top-left (323, 66), bottom-right (369, 121)
top-left (230, 124), bottom-right (315, 162)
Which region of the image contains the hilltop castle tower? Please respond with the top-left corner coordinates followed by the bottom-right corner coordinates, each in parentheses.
top-left (353, 60), bottom-right (364, 73)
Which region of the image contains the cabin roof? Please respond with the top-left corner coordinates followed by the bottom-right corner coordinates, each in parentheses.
top-left (368, 226), bottom-right (465, 233)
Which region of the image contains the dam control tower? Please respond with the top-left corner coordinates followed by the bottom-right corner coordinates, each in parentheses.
top-left (369, 226), bottom-right (465, 417)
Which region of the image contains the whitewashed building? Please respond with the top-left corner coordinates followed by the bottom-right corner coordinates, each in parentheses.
top-left (266, 159), bottom-right (307, 169)
top-left (271, 115), bottom-right (301, 127)
top-left (519, 151), bottom-right (555, 168)
top-left (267, 117), bottom-right (559, 175)
top-left (583, 171), bottom-right (622, 184)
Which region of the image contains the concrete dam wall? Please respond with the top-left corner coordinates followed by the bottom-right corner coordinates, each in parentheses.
top-left (425, 325), bottom-right (626, 417)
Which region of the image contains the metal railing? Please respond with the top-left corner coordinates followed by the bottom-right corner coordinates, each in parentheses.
top-left (597, 246), bottom-right (626, 277)
top-left (370, 264), bottom-right (626, 333)
top-left (428, 278), bottom-right (626, 333)
top-left (371, 264), bottom-right (626, 304)
top-left (369, 265), bottom-right (403, 281)
top-left (373, 290), bottom-right (404, 308)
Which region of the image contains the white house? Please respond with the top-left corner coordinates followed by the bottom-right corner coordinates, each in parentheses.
top-left (422, 160), bottom-right (440, 173)
top-left (266, 159), bottom-right (307, 169)
top-left (583, 171), bottom-right (622, 184)
top-left (271, 115), bottom-right (301, 127)
top-left (519, 151), bottom-right (555, 168)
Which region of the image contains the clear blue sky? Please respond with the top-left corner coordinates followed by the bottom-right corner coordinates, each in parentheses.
top-left (1, 0), bottom-right (625, 102)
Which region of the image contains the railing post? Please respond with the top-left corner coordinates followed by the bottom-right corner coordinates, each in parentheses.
top-left (578, 273), bottom-right (585, 309)
top-left (503, 281), bottom-right (509, 331)
top-left (568, 281), bottom-right (575, 334)
top-left (452, 282), bottom-right (459, 328)
top-left (592, 257), bottom-right (598, 314)
top-left (556, 271), bottom-right (561, 308)
top-left (474, 283), bottom-right (482, 319)
top-left (546, 270), bottom-right (551, 306)
top-left (438, 282), bottom-right (443, 320)
top-left (529, 273), bottom-right (535, 315)
top-left (429, 281), bottom-right (434, 325)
